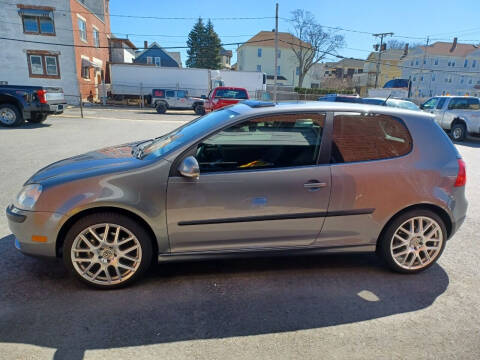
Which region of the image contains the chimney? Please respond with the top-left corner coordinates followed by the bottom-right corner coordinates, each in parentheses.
top-left (144, 41), bottom-right (148, 49)
top-left (450, 37), bottom-right (458, 53)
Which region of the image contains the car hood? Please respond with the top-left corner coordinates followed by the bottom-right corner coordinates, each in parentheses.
top-left (26, 142), bottom-right (149, 186)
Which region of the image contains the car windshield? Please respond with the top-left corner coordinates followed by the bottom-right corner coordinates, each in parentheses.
top-left (215, 89), bottom-right (248, 99)
top-left (387, 99), bottom-right (419, 110)
top-left (138, 109), bottom-right (239, 160)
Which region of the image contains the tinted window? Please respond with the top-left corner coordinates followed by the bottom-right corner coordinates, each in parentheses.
top-left (448, 97), bottom-right (480, 110)
top-left (196, 113), bottom-right (325, 172)
top-left (153, 89), bottom-right (165, 98)
top-left (332, 113), bottom-right (412, 163)
top-left (166, 90), bottom-right (175, 97)
top-left (214, 89), bottom-right (248, 99)
top-left (384, 79), bottom-right (409, 88)
top-left (436, 98), bottom-right (447, 109)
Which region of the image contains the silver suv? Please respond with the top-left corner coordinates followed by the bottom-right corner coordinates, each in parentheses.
top-left (6, 101), bottom-right (468, 288)
top-left (152, 89), bottom-right (205, 115)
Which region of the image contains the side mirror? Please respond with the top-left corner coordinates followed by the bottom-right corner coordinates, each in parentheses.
top-left (178, 156), bottom-right (200, 179)
top-left (419, 104), bottom-right (424, 110)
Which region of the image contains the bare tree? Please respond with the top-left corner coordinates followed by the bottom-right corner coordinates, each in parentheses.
top-left (289, 9), bottom-right (344, 88)
top-left (387, 39), bottom-right (422, 50)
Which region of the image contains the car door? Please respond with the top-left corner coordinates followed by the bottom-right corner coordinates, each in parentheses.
top-left (433, 97), bottom-right (447, 127)
top-left (165, 90), bottom-right (177, 107)
top-left (176, 90), bottom-right (188, 109)
top-left (166, 112), bottom-right (332, 253)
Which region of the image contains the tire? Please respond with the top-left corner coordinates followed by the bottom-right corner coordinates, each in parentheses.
top-left (63, 212), bottom-right (154, 289)
top-left (377, 209), bottom-right (447, 274)
top-left (156, 103), bottom-right (167, 114)
top-left (28, 113), bottom-right (48, 123)
top-left (194, 104), bottom-right (205, 115)
top-left (451, 122), bottom-right (467, 142)
top-left (0, 104), bottom-right (24, 127)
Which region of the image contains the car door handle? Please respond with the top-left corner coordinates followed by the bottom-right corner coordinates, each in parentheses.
top-left (304, 181), bottom-right (327, 189)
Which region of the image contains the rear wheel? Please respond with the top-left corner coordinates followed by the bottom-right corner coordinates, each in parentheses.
top-left (63, 212), bottom-right (153, 289)
top-left (0, 104), bottom-right (23, 127)
top-left (28, 113), bottom-right (48, 123)
top-left (156, 103), bottom-right (167, 114)
top-left (451, 123), bottom-right (467, 142)
top-left (378, 210), bottom-right (446, 274)
top-left (194, 104), bottom-right (205, 115)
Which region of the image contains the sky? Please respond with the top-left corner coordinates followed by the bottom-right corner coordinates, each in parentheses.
top-left (110, 0), bottom-right (480, 66)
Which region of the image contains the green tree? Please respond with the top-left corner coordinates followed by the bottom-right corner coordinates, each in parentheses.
top-left (186, 18), bottom-right (222, 69)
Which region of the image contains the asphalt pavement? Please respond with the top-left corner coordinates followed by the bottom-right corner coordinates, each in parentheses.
top-left (0, 109), bottom-right (479, 360)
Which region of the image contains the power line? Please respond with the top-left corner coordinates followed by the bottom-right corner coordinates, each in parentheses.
top-left (0, 1), bottom-right (274, 21)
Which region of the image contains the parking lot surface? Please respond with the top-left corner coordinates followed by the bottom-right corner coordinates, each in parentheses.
top-left (0, 110), bottom-right (479, 360)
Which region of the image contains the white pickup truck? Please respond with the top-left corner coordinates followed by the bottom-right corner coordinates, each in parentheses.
top-left (421, 96), bottom-right (480, 141)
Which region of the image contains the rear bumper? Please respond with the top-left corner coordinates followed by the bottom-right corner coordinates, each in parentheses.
top-left (48, 103), bottom-right (65, 114)
top-left (6, 205), bottom-right (63, 258)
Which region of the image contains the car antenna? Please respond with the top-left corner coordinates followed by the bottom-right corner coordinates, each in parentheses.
top-left (382, 94), bottom-right (392, 106)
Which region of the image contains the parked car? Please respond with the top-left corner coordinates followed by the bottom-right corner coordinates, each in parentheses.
top-left (420, 96), bottom-right (480, 141)
top-left (151, 89), bottom-right (205, 115)
top-left (0, 85), bottom-right (66, 127)
top-left (362, 97), bottom-right (420, 111)
top-left (317, 94), bottom-right (362, 103)
top-left (6, 100), bottom-right (467, 288)
top-left (203, 86), bottom-right (249, 112)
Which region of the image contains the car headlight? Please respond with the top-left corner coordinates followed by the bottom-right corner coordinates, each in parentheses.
top-left (14, 184), bottom-right (43, 210)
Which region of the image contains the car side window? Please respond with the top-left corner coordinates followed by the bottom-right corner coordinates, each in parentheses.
top-left (195, 113), bottom-right (325, 173)
top-left (177, 90), bottom-right (187, 98)
top-left (153, 89), bottom-right (165, 98)
top-left (422, 98), bottom-right (438, 110)
top-left (436, 98), bottom-right (446, 109)
top-left (166, 90), bottom-right (175, 98)
top-left (466, 98), bottom-right (480, 110)
top-left (331, 113), bottom-right (412, 163)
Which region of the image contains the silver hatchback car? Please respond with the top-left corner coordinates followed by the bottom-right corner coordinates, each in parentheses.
top-left (6, 101), bottom-right (468, 288)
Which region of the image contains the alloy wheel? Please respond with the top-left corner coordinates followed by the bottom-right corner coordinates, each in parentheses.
top-left (452, 127), bottom-right (463, 140)
top-left (71, 223), bottom-right (142, 286)
top-left (390, 216), bottom-right (443, 270)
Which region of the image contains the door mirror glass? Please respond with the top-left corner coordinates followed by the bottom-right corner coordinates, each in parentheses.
top-left (178, 156), bottom-right (200, 178)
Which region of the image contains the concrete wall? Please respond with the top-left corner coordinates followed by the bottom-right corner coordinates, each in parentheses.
top-left (0, 0), bottom-right (80, 104)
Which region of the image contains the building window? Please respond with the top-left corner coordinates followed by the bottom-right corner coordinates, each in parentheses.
top-left (469, 78), bottom-right (473, 84)
top-left (257, 48), bottom-right (262, 57)
top-left (277, 66), bottom-right (280, 75)
top-left (460, 76), bottom-right (465, 84)
top-left (410, 60), bottom-right (414, 66)
top-left (296, 66), bottom-right (300, 76)
top-left (473, 60), bottom-right (477, 68)
top-left (93, 28), bottom-right (100, 47)
top-left (154, 57), bottom-right (161, 66)
top-left (423, 59), bottom-right (426, 65)
top-left (277, 50), bottom-right (281, 58)
top-left (413, 76), bottom-right (416, 82)
top-left (256, 65), bottom-right (262, 72)
top-left (81, 57), bottom-right (90, 79)
top-left (415, 59), bottom-right (419, 66)
top-left (19, 8), bottom-right (55, 35)
top-left (27, 52), bottom-right (60, 78)
top-left (146, 57), bottom-right (153, 64)
top-left (78, 18), bottom-right (87, 42)
top-left (434, 58), bottom-right (439, 65)
top-left (452, 60), bottom-right (456, 67)
top-left (464, 59), bottom-right (468, 68)
top-left (420, 76), bottom-right (424, 82)
top-left (432, 74), bottom-right (436, 82)
top-left (447, 61), bottom-right (451, 67)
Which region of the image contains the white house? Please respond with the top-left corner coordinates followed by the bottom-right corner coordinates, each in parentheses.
top-left (237, 31), bottom-right (314, 88)
top-left (0, 0), bottom-right (80, 102)
top-left (401, 41), bottom-right (480, 98)
top-left (109, 37), bottom-right (137, 63)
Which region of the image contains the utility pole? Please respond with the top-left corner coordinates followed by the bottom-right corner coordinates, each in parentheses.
top-left (273, 3), bottom-right (278, 103)
top-left (373, 32), bottom-right (393, 88)
top-left (422, 36), bottom-right (431, 97)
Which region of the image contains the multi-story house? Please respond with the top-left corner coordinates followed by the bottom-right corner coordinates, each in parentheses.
top-left (237, 31), bottom-right (314, 88)
top-left (0, 0), bottom-right (111, 104)
top-left (400, 41), bottom-right (480, 98)
top-left (312, 59), bottom-right (365, 89)
top-left (134, 42), bottom-right (182, 67)
top-left (109, 37), bottom-right (137, 64)
top-left (220, 48), bottom-right (232, 69)
top-left (353, 49), bottom-right (404, 96)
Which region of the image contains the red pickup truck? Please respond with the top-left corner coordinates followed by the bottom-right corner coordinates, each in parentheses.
top-left (203, 86), bottom-right (249, 113)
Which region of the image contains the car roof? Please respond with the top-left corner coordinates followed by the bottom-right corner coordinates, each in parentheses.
top-left (214, 86), bottom-right (247, 91)
top-left (231, 101), bottom-right (431, 118)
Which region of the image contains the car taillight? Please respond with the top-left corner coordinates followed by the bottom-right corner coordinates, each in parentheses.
top-left (36, 90), bottom-right (47, 104)
top-left (455, 159), bottom-right (466, 187)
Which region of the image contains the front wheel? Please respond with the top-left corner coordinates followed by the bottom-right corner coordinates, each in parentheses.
top-left (194, 104), bottom-right (205, 115)
top-left (63, 212), bottom-right (153, 289)
top-left (451, 123), bottom-right (467, 142)
top-left (377, 210), bottom-right (446, 274)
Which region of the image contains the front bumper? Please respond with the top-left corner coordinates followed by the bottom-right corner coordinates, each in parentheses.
top-left (6, 205), bottom-right (64, 258)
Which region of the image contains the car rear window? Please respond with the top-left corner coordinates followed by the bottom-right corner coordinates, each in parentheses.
top-left (332, 113), bottom-right (412, 163)
top-left (153, 89), bottom-right (165, 98)
top-left (215, 89), bottom-right (248, 99)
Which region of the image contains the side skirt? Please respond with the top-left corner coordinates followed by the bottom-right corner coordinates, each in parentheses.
top-left (157, 244), bottom-right (376, 263)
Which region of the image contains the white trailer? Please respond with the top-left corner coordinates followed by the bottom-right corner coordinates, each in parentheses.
top-left (109, 64), bottom-right (266, 99)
